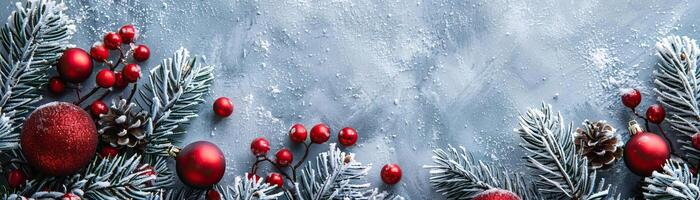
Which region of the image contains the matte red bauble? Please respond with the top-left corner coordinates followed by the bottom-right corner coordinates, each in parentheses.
top-left (213, 97), bottom-right (233, 117)
top-left (310, 123), bottom-right (331, 144)
top-left (381, 163), bottom-right (402, 185)
top-left (176, 141), bottom-right (226, 188)
top-left (133, 44), bottom-right (150, 61)
top-left (57, 48), bottom-right (93, 83)
top-left (624, 121), bottom-right (670, 176)
top-left (289, 124), bottom-right (307, 143)
top-left (20, 102), bottom-right (98, 176)
top-left (338, 127), bottom-right (358, 146)
top-left (472, 188), bottom-right (522, 200)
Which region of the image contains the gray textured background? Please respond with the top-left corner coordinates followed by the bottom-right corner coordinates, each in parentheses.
top-left (5, 0), bottom-right (700, 199)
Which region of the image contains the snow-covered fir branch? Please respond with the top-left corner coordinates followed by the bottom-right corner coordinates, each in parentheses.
top-left (138, 47), bottom-right (214, 156)
top-left (424, 145), bottom-right (541, 200)
top-left (643, 160), bottom-right (700, 199)
top-left (516, 103), bottom-right (611, 200)
top-left (219, 174), bottom-right (283, 200)
top-left (653, 35), bottom-right (700, 162)
top-left (0, 0), bottom-right (73, 150)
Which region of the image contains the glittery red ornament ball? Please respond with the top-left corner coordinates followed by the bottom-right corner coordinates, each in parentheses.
top-left (310, 123), bottom-right (331, 144)
top-left (289, 124), bottom-right (307, 143)
top-left (213, 97), bottom-right (234, 117)
top-left (266, 172), bottom-right (284, 187)
top-left (624, 131), bottom-right (670, 176)
top-left (380, 163), bottom-right (402, 185)
top-left (176, 141), bottom-right (226, 188)
top-left (338, 127), bottom-right (358, 146)
top-left (20, 102), bottom-right (98, 176)
top-left (57, 48), bottom-right (93, 83)
top-left (472, 188), bottom-right (522, 200)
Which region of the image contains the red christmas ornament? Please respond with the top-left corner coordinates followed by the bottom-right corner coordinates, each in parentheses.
top-left (113, 72), bottom-right (129, 89)
top-left (206, 189), bottom-right (221, 200)
top-left (213, 97), bottom-right (234, 117)
top-left (90, 43), bottom-right (109, 62)
top-left (621, 88), bottom-right (642, 109)
top-left (48, 77), bottom-right (65, 94)
top-left (118, 24), bottom-right (137, 44)
top-left (99, 146), bottom-right (119, 158)
top-left (90, 100), bottom-right (109, 117)
top-left (646, 104), bottom-right (666, 124)
top-left (62, 193), bottom-right (80, 200)
top-left (472, 188), bottom-right (521, 200)
top-left (7, 169), bottom-right (26, 188)
top-left (133, 44), bottom-right (150, 62)
top-left (250, 137), bottom-right (270, 156)
top-left (57, 48), bottom-right (93, 83)
top-left (338, 127), bottom-right (358, 147)
top-left (122, 64), bottom-right (141, 83)
top-left (96, 69), bottom-right (116, 88)
top-left (103, 32), bottom-right (122, 49)
top-left (266, 173), bottom-right (284, 187)
top-left (289, 124), bottom-right (308, 143)
top-left (624, 121), bottom-right (670, 176)
top-left (275, 148), bottom-right (293, 167)
top-left (381, 163), bottom-right (402, 185)
top-left (692, 133), bottom-right (700, 149)
top-left (176, 141), bottom-right (226, 188)
top-left (310, 123), bottom-right (331, 144)
top-left (20, 102), bottom-right (98, 176)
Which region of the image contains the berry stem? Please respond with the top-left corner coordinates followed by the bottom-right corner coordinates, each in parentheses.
top-left (292, 142), bottom-right (312, 181)
top-left (631, 108), bottom-right (650, 131)
top-left (74, 86), bottom-right (100, 105)
top-left (656, 124), bottom-right (675, 153)
top-left (126, 83), bottom-right (138, 104)
top-left (261, 158), bottom-right (294, 182)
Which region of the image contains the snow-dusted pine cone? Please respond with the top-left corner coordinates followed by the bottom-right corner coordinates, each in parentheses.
top-left (574, 120), bottom-right (623, 170)
top-left (98, 99), bottom-right (150, 148)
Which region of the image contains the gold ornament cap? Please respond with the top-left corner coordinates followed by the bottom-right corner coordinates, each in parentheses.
top-left (628, 120), bottom-right (643, 135)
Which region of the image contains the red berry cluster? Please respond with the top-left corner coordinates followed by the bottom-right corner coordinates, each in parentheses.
top-left (621, 89), bottom-right (672, 143)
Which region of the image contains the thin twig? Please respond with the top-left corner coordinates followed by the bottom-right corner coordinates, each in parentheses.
top-left (292, 142), bottom-right (312, 181)
top-left (74, 86), bottom-right (100, 105)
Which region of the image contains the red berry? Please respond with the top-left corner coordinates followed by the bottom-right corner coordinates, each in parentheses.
top-left (692, 133), bottom-right (700, 149)
top-left (275, 148), bottom-right (293, 167)
top-left (266, 173), bottom-right (284, 187)
top-left (99, 146), bottom-right (119, 158)
top-left (62, 193), bottom-right (80, 200)
top-left (90, 43), bottom-right (110, 62)
top-left (213, 97), bottom-right (234, 117)
top-left (646, 104), bottom-right (666, 124)
top-left (310, 123), bottom-right (331, 144)
top-left (338, 127), bottom-right (358, 146)
top-left (113, 72), bottom-right (129, 89)
top-left (122, 64), bottom-right (141, 83)
top-left (133, 45), bottom-right (150, 62)
top-left (96, 69), bottom-right (116, 88)
top-left (621, 88), bottom-right (642, 109)
top-left (48, 77), bottom-right (65, 94)
top-left (381, 163), bottom-right (402, 185)
top-left (90, 100), bottom-right (109, 117)
top-left (118, 24), bottom-right (137, 44)
top-left (6, 169), bottom-right (26, 188)
top-left (250, 137), bottom-right (270, 156)
top-left (206, 189), bottom-right (221, 200)
top-left (247, 173), bottom-right (261, 182)
top-left (103, 32), bottom-right (122, 49)
top-left (289, 124), bottom-right (308, 143)
top-left (141, 165), bottom-right (156, 176)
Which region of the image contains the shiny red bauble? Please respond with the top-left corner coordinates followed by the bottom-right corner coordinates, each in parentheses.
top-left (275, 148), bottom-right (293, 167)
top-left (176, 141), bottom-right (226, 188)
top-left (213, 97), bottom-right (234, 117)
top-left (118, 24), bottom-right (137, 44)
top-left (96, 69), bottom-right (116, 88)
top-left (90, 43), bottom-right (109, 62)
top-left (133, 45), bottom-right (150, 62)
top-left (48, 77), bottom-right (65, 94)
top-left (621, 88), bottom-right (642, 109)
top-left (57, 48), bottom-right (93, 83)
top-left (122, 64), bottom-right (141, 83)
top-left (693, 133), bottom-right (700, 149)
top-left (103, 32), bottom-right (122, 49)
top-left (113, 72), bottom-right (129, 89)
top-left (251, 137), bottom-right (270, 156)
top-left (20, 102), bottom-right (97, 176)
top-left (338, 127), bottom-right (358, 146)
top-left (646, 104), bottom-right (666, 124)
top-left (90, 100), bottom-right (109, 117)
top-left (266, 173), bottom-right (284, 187)
top-left (206, 189), bottom-right (221, 200)
top-left (380, 163), bottom-right (402, 185)
top-left (99, 146), bottom-right (119, 158)
top-left (624, 131), bottom-right (670, 176)
top-left (289, 124), bottom-right (308, 143)
top-left (310, 123), bottom-right (331, 144)
top-left (7, 169), bottom-right (26, 188)
top-left (472, 188), bottom-right (522, 200)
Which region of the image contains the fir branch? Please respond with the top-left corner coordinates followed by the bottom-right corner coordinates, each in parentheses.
top-left (138, 47), bottom-right (214, 156)
top-left (424, 145), bottom-right (541, 200)
top-left (0, 0), bottom-right (73, 150)
top-left (653, 35), bottom-right (700, 162)
top-left (219, 174), bottom-right (283, 200)
top-left (643, 160), bottom-right (700, 199)
top-left (516, 103), bottom-right (610, 200)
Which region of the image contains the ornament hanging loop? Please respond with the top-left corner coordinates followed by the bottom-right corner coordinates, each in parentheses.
top-left (628, 120), bottom-right (643, 135)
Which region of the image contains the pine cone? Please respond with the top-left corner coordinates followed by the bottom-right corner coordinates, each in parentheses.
top-left (574, 120), bottom-right (623, 170)
top-left (98, 99), bottom-right (150, 148)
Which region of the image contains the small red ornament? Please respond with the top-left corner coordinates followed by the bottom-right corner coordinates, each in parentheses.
top-left (693, 133), bottom-right (700, 149)
top-left (58, 48), bottom-right (93, 83)
top-left (381, 163), bottom-right (402, 185)
top-left (646, 104), bottom-right (666, 124)
top-left (338, 127), bottom-right (358, 146)
top-left (310, 123), bottom-right (331, 144)
top-left (96, 69), bottom-right (116, 88)
top-left (113, 72), bottom-right (129, 89)
top-left (103, 32), bottom-right (122, 49)
top-left (250, 137), bottom-right (270, 156)
top-left (275, 148), bottom-right (293, 167)
top-left (213, 97), bottom-right (234, 117)
top-left (472, 188), bottom-right (521, 200)
top-left (122, 64), bottom-right (141, 83)
top-left (206, 189), bottom-right (221, 200)
top-left (90, 100), bottom-right (109, 117)
top-left (118, 24), bottom-right (137, 44)
top-left (133, 45), bottom-right (150, 62)
top-left (7, 169), bottom-right (26, 188)
top-left (266, 173), bottom-right (284, 187)
top-left (175, 141), bottom-right (226, 188)
top-left (62, 193), bottom-right (80, 200)
top-left (289, 124), bottom-right (307, 143)
top-left (621, 88), bottom-right (642, 109)
top-left (20, 102), bottom-right (98, 176)
top-left (99, 146), bottom-right (119, 158)
top-left (90, 43), bottom-right (109, 62)
top-left (624, 121), bottom-right (670, 176)
top-left (48, 77), bottom-right (65, 94)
